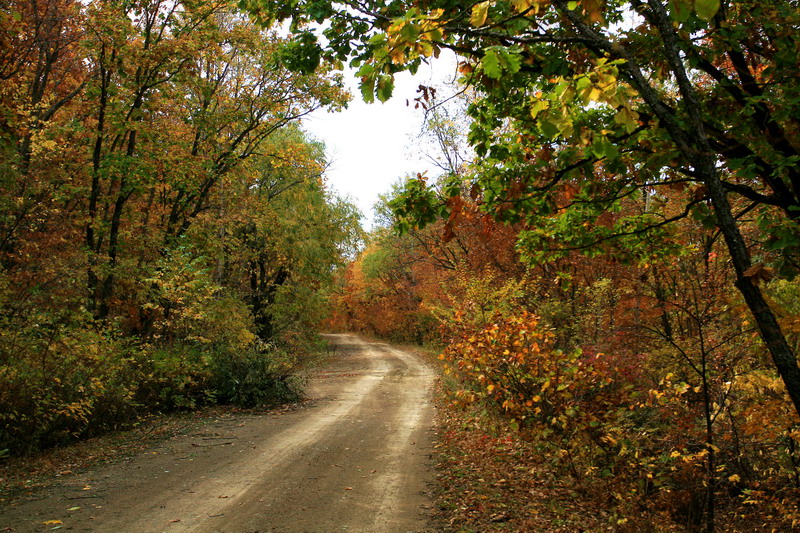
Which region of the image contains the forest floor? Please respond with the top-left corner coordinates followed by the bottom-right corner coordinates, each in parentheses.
top-left (428, 386), bottom-right (611, 532)
top-left (0, 334), bottom-right (439, 532)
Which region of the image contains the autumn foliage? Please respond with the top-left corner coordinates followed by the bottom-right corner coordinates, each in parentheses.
top-left (0, 0), bottom-right (359, 455)
top-left (255, 0), bottom-right (800, 527)
top-left (328, 182), bottom-right (800, 530)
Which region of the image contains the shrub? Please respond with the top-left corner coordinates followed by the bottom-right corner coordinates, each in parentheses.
top-left (208, 341), bottom-right (304, 408)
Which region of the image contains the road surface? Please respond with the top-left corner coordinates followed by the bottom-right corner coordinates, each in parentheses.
top-left (0, 334), bottom-right (437, 532)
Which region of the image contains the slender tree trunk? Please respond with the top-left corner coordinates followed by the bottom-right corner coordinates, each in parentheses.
top-left (706, 167), bottom-right (800, 417)
top-left (250, 260), bottom-right (289, 341)
top-left (651, 266), bottom-right (674, 341)
top-left (97, 184), bottom-right (130, 320)
top-left (699, 334), bottom-right (716, 533)
top-left (87, 49), bottom-right (109, 317)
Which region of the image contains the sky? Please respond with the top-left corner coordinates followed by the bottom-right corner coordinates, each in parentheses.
top-left (301, 55), bottom-right (459, 229)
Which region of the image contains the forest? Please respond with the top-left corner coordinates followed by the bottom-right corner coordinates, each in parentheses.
top-left (0, 0), bottom-right (361, 454)
top-left (4, 0), bottom-right (800, 531)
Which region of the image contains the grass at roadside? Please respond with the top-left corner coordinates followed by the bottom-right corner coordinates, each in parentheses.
top-left (0, 339), bottom-right (341, 504)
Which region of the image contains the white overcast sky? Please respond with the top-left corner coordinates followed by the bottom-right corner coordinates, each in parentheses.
top-left (302, 54), bottom-right (459, 229)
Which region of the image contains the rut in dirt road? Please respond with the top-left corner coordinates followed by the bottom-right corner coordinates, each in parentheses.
top-left (0, 334), bottom-right (438, 533)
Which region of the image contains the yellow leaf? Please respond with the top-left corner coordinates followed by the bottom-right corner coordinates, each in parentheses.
top-left (471, 1), bottom-right (491, 27)
top-left (511, 0), bottom-right (533, 13)
top-left (514, 0), bottom-right (548, 13)
top-left (43, 521), bottom-right (63, 525)
top-left (389, 46), bottom-right (405, 64)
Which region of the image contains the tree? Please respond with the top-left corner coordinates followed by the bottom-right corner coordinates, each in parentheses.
top-left (76, 0), bottom-right (346, 320)
top-left (411, 84), bottom-right (474, 177)
top-left (214, 126), bottom-right (363, 342)
top-left (0, 0), bottom-right (359, 452)
top-left (0, 0), bottom-right (86, 267)
top-left (248, 0), bottom-right (800, 417)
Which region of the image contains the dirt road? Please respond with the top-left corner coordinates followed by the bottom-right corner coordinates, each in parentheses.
top-left (0, 334), bottom-right (438, 532)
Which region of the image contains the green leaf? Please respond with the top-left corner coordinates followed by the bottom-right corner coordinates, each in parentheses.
top-left (480, 48), bottom-right (522, 79)
top-left (590, 137), bottom-right (619, 160)
top-left (360, 74), bottom-right (376, 103)
top-left (400, 22), bottom-right (420, 42)
top-left (694, 0), bottom-right (720, 21)
top-left (669, 0), bottom-right (692, 22)
top-left (376, 75), bottom-right (394, 102)
top-left (530, 98), bottom-right (549, 119)
top-left (356, 63), bottom-right (374, 77)
top-left (539, 118), bottom-right (560, 139)
top-left (500, 48), bottom-right (522, 75)
top-left (481, 49), bottom-right (502, 79)
top-left (277, 33), bottom-right (321, 74)
top-left (613, 106), bottom-right (639, 133)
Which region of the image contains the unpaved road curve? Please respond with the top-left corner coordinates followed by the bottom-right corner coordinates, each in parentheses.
top-left (0, 334), bottom-right (438, 532)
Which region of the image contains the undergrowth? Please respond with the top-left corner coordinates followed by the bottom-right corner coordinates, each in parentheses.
top-left (431, 377), bottom-right (609, 532)
top-left (0, 313), bottom-right (320, 456)
top-left (431, 364), bottom-right (791, 532)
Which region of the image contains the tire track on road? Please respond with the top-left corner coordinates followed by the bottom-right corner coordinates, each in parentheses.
top-left (0, 334), bottom-right (437, 533)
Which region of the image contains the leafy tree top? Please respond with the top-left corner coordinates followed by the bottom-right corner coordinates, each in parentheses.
top-left (240, 0), bottom-right (800, 418)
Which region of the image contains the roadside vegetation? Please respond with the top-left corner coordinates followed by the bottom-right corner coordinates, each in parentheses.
top-left (0, 0), bottom-right (361, 456)
top-left (303, 0), bottom-right (800, 530)
top-left (331, 179), bottom-right (800, 530)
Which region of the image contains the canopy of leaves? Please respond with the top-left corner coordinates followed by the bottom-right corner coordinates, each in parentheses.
top-left (0, 0), bottom-right (360, 453)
